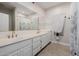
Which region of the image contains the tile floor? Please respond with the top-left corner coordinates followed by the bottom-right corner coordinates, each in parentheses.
top-left (38, 43), bottom-right (71, 56)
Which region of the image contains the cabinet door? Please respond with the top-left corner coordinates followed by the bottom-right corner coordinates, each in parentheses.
top-left (0, 43), bottom-right (19, 56)
top-left (47, 32), bottom-right (51, 42)
top-left (45, 32), bottom-right (51, 44)
top-left (17, 44), bottom-right (32, 56)
top-left (8, 51), bottom-right (18, 56)
top-left (41, 32), bottom-right (51, 48)
top-left (33, 37), bottom-right (42, 49)
top-left (33, 37), bottom-right (41, 55)
top-left (33, 40), bottom-right (41, 49)
top-left (42, 36), bottom-right (48, 48)
top-left (9, 44), bottom-right (32, 56)
top-left (33, 46), bottom-right (41, 55)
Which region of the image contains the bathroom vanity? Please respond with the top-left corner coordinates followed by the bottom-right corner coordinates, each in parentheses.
top-left (0, 30), bottom-right (51, 56)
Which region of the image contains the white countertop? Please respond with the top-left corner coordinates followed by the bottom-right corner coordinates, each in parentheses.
top-left (0, 30), bottom-right (50, 47)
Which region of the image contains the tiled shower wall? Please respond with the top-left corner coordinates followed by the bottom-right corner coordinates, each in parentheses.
top-left (76, 3), bottom-right (79, 55)
top-left (70, 3), bottom-right (79, 56)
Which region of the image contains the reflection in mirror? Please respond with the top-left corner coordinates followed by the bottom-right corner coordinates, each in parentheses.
top-left (0, 3), bottom-right (14, 32)
top-left (16, 13), bottom-right (31, 30)
top-left (16, 12), bottom-right (38, 31)
top-left (30, 17), bottom-right (38, 30)
top-left (0, 13), bottom-right (9, 32)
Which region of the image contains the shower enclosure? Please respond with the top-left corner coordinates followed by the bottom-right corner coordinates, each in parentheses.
top-left (70, 2), bottom-right (79, 56)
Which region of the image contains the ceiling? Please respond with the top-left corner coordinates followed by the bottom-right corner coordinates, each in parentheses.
top-left (36, 2), bottom-right (66, 10)
top-left (0, 2), bottom-right (69, 16)
top-left (0, 2), bottom-right (36, 16)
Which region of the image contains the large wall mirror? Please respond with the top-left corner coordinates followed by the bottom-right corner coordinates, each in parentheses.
top-left (0, 3), bottom-right (39, 32)
top-left (0, 4), bottom-right (14, 32)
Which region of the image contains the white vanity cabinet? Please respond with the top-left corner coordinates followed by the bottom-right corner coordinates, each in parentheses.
top-left (0, 31), bottom-right (51, 56)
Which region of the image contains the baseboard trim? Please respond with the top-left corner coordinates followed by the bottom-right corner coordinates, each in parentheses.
top-left (51, 41), bottom-right (70, 47)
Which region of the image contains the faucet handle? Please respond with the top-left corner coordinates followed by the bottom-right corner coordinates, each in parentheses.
top-left (12, 31), bottom-right (15, 38)
top-left (15, 34), bottom-right (17, 37)
top-left (8, 35), bottom-right (10, 38)
top-left (12, 32), bottom-right (14, 38)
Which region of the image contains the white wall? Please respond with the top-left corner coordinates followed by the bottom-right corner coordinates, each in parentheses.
top-left (44, 3), bottom-right (72, 45)
top-left (17, 2), bottom-right (45, 16)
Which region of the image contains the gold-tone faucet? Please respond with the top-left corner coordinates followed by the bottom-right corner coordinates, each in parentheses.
top-left (11, 31), bottom-right (13, 38)
top-left (12, 31), bottom-right (17, 38)
top-left (8, 31), bottom-right (17, 39)
top-left (8, 35), bottom-right (10, 38)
